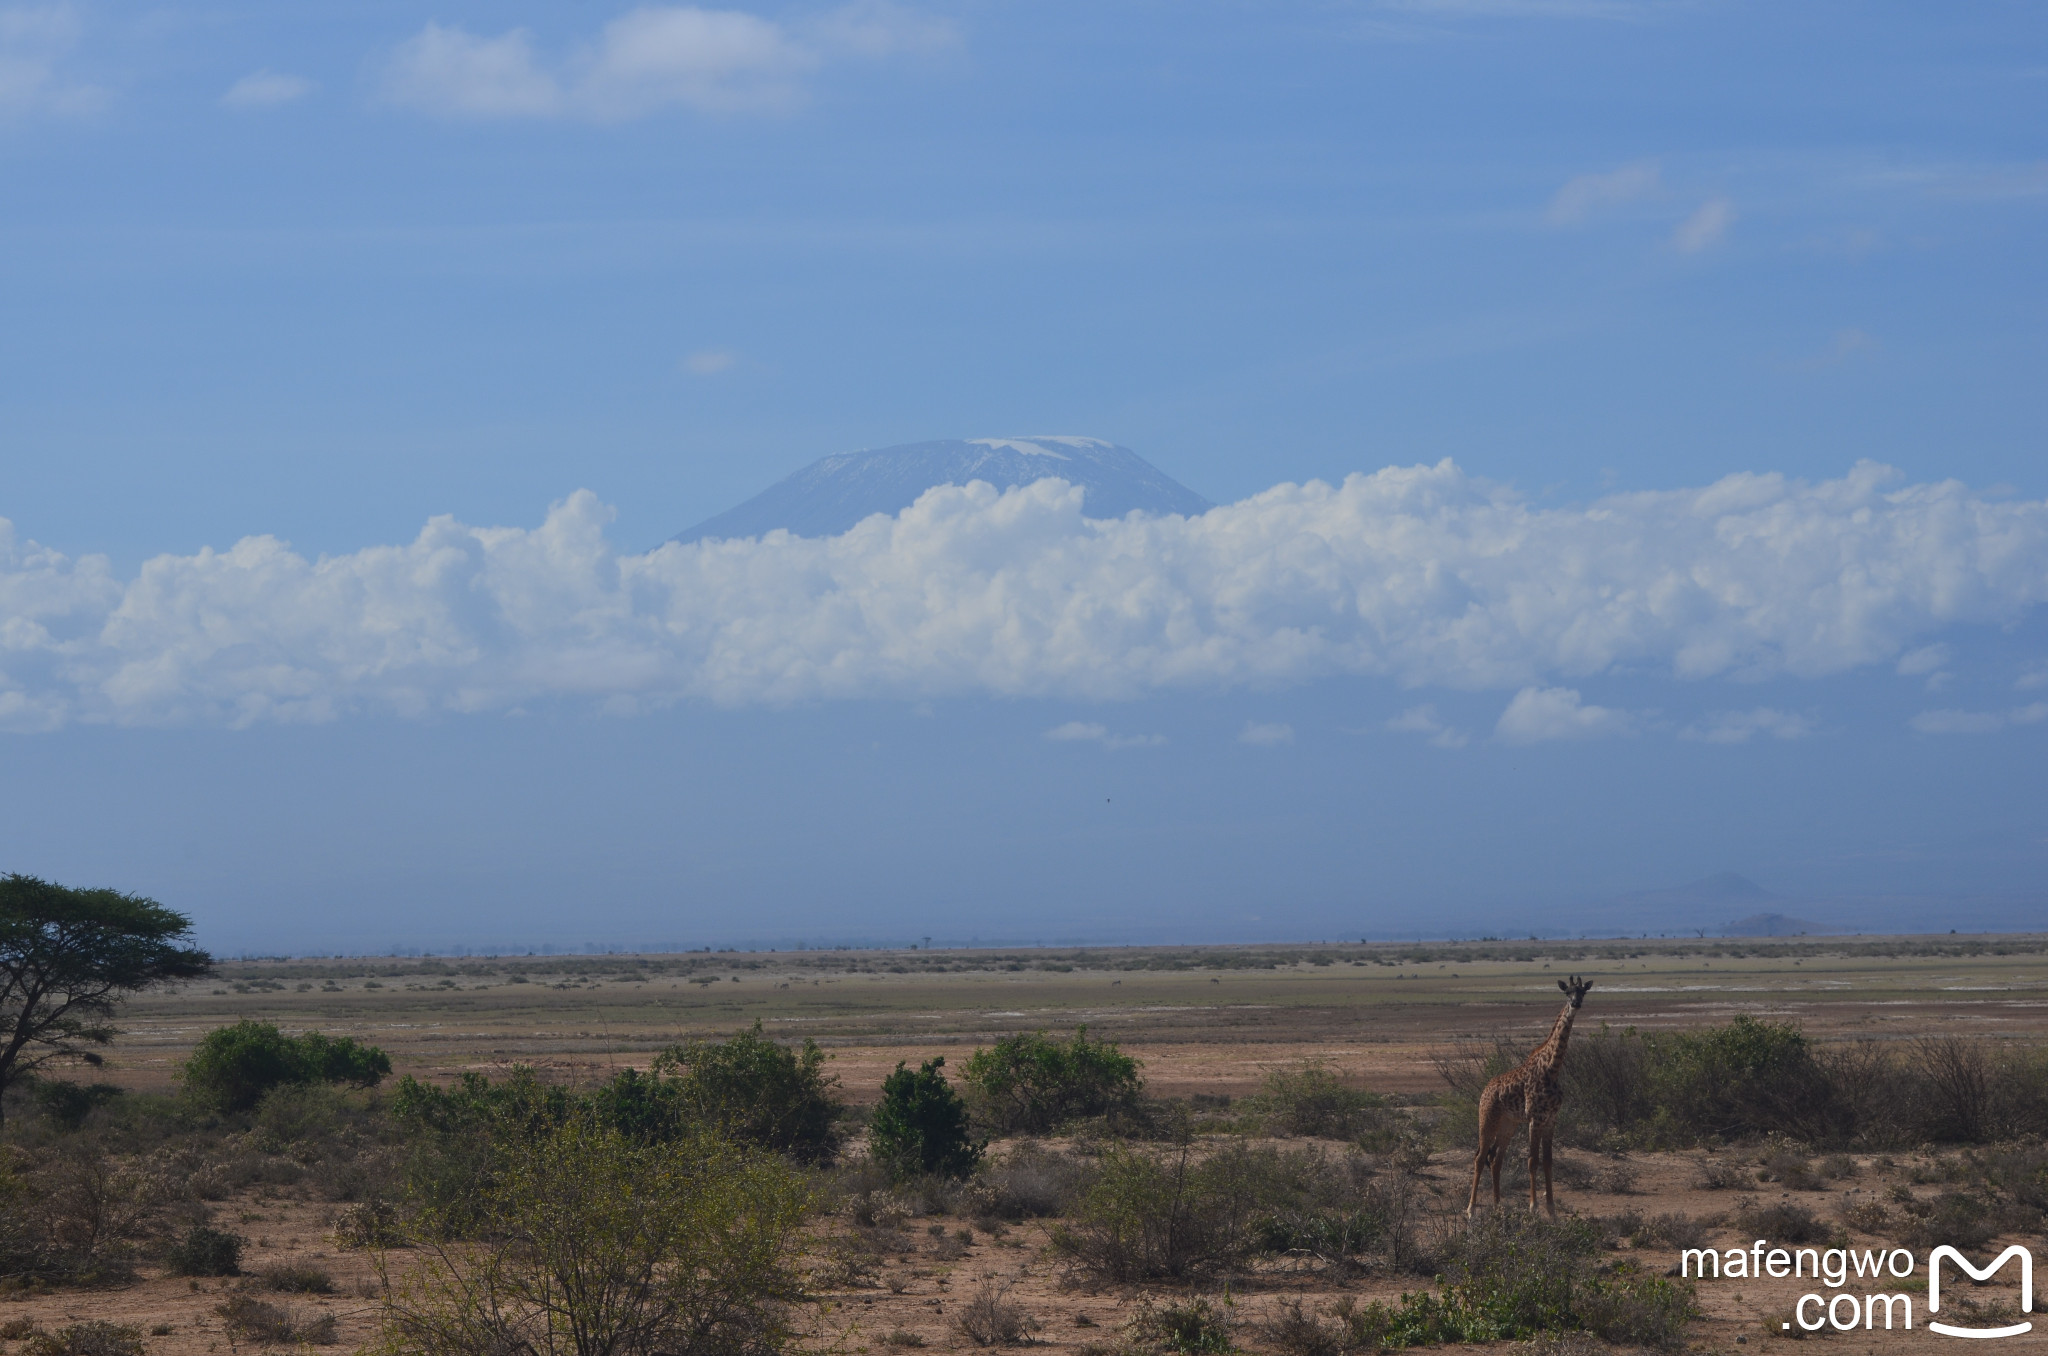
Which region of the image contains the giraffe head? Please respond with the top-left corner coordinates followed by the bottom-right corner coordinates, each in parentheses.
top-left (1557, 975), bottom-right (1593, 1009)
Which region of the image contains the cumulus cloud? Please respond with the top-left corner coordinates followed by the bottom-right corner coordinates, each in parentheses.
top-left (1680, 708), bottom-right (1813, 744)
top-left (7, 460), bottom-right (2048, 729)
top-left (221, 71), bottom-right (315, 109)
top-left (1385, 704), bottom-right (1469, 748)
top-left (1045, 721), bottom-right (1164, 750)
top-left (1547, 160), bottom-right (1659, 225)
top-left (1495, 687), bottom-right (1637, 743)
top-left (382, 2), bottom-right (954, 121)
top-left (1672, 197), bottom-right (1734, 252)
top-left (1238, 721), bottom-right (1294, 746)
top-left (0, 4), bottom-right (104, 117)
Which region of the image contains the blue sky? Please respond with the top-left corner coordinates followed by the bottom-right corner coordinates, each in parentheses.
top-left (3, 0), bottom-right (2045, 951)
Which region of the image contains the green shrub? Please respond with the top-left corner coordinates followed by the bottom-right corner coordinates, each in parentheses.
top-left (390, 1067), bottom-right (574, 1236)
top-left (30, 1081), bottom-right (124, 1132)
top-left (181, 1020), bottom-right (391, 1113)
top-left (165, 1225), bottom-right (245, 1276)
top-left (1129, 1295), bottom-right (1237, 1355)
top-left (640, 1022), bottom-right (844, 1162)
top-left (1251, 1063), bottom-right (1389, 1140)
top-left (870, 1058), bottom-right (982, 1181)
top-left (960, 1028), bottom-right (1142, 1134)
top-left (376, 1121), bottom-right (811, 1356)
top-left (1324, 1213), bottom-right (1695, 1350)
top-left (1645, 1016), bottom-right (1840, 1143)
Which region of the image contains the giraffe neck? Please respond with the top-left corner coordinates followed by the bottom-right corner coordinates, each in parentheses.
top-left (1533, 999), bottom-right (1578, 1075)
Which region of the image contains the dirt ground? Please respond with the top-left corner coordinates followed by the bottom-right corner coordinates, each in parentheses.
top-left (8, 1141), bottom-right (2036, 1355)
top-left (8, 935), bottom-right (2048, 1353)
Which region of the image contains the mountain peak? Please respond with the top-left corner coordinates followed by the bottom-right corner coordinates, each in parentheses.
top-left (673, 437), bottom-right (1212, 544)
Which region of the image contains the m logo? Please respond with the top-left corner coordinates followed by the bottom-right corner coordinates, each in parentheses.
top-left (1929, 1245), bottom-right (2034, 1339)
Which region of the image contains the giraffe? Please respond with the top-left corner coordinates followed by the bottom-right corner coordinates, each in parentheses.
top-left (1466, 975), bottom-right (1593, 1217)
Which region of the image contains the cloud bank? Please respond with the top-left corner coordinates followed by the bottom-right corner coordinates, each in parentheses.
top-left (5, 460), bottom-right (2048, 730)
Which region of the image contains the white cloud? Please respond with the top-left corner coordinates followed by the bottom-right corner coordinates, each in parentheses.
top-left (1910, 709), bottom-right (2006, 736)
top-left (383, 24), bottom-right (563, 117)
top-left (1896, 643), bottom-right (1949, 676)
top-left (1044, 721), bottom-right (1163, 750)
top-left (1495, 687), bottom-right (1637, 743)
top-left (1385, 704), bottom-right (1468, 748)
top-left (2015, 663), bottom-right (2048, 691)
top-left (1238, 721), bottom-right (1294, 746)
top-left (7, 459), bottom-right (2048, 728)
top-left (1672, 197), bottom-right (1734, 253)
top-left (0, 4), bottom-right (104, 117)
top-left (221, 71), bottom-right (315, 109)
top-left (1547, 160), bottom-right (1659, 225)
top-left (382, 3), bottom-right (953, 121)
top-left (1680, 708), bottom-right (1813, 744)
top-left (1910, 702), bottom-right (2048, 736)
top-left (684, 349), bottom-right (736, 375)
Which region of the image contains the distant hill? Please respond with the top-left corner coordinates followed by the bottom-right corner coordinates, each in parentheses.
top-left (672, 437), bottom-right (1213, 544)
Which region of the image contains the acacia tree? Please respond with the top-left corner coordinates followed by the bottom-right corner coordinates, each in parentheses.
top-left (0, 874), bottom-right (213, 1121)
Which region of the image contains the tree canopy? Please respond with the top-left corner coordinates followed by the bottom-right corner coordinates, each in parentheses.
top-left (0, 874), bottom-right (212, 1120)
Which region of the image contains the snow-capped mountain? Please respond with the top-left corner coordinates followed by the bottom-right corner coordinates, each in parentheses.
top-left (671, 437), bottom-right (1213, 544)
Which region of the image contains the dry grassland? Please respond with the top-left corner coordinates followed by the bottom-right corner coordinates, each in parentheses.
top-left (8, 935), bottom-right (2048, 1355)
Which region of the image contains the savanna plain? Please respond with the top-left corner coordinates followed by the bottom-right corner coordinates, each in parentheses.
top-left (12, 936), bottom-right (2048, 1356)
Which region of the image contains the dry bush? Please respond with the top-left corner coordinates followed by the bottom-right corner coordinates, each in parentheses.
top-left (334, 1198), bottom-right (405, 1249)
top-left (1734, 1198), bottom-right (1828, 1244)
top-left (1056, 1140), bottom-right (1426, 1283)
top-left (1263, 1298), bottom-right (1350, 1356)
top-left (258, 1260), bottom-right (335, 1293)
top-left (1693, 1158), bottom-right (1749, 1190)
top-left (1897, 1191), bottom-right (1997, 1250)
top-left (377, 1121), bottom-right (810, 1356)
top-left (882, 1330), bottom-right (925, 1347)
top-left (1914, 1037), bottom-right (1991, 1142)
top-left (1596, 1160), bottom-right (1639, 1195)
top-left (957, 1279), bottom-right (1039, 1347)
top-left (218, 1294), bottom-right (339, 1345)
top-left (20, 1322), bottom-right (145, 1356)
top-left (969, 1143), bottom-right (1094, 1219)
top-left (1252, 1062), bottom-right (1393, 1141)
top-left (1637, 1212), bottom-right (1706, 1249)
top-left (1757, 1149), bottom-right (1824, 1191)
top-left (1837, 1197), bottom-right (1891, 1234)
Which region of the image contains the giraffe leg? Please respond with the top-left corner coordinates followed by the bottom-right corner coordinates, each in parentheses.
top-left (1467, 1141), bottom-right (1487, 1216)
top-left (1542, 1129), bottom-right (1556, 1216)
top-left (1527, 1121), bottom-right (1542, 1211)
top-left (1492, 1140), bottom-right (1503, 1204)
